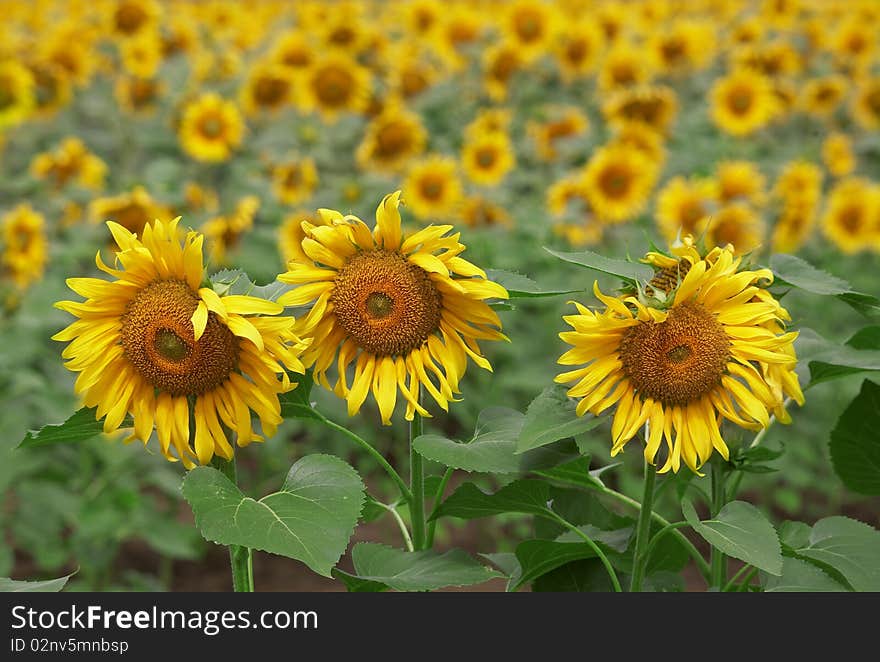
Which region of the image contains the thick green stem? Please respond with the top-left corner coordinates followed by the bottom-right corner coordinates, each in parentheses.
top-left (549, 514), bottom-right (622, 592)
top-left (425, 467), bottom-right (453, 549)
top-left (710, 461), bottom-right (727, 590)
top-left (409, 411), bottom-right (426, 551)
top-left (318, 415), bottom-right (413, 503)
top-left (212, 455), bottom-right (254, 592)
top-left (378, 502), bottom-right (414, 552)
top-left (629, 459), bottom-right (658, 592)
top-left (722, 563), bottom-right (754, 592)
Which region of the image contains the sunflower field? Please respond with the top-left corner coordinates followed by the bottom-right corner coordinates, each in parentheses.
top-left (2, 0), bottom-right (880, 596)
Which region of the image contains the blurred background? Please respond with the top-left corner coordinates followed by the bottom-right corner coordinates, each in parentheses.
top-left (1, 0), bottom-right (878, 591)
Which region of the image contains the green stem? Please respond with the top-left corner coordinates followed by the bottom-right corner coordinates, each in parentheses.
top-left (640, 521), bottom-right (690, 570)
top-left (722, 563), bottom-right (754, 592)
top-left (629, 459), bottom-right (658, 592)
top-left (378, 502), bottom-right (414, 552)
top-left (212, 455), bottom-right (254, 592)
top-left (737, 567), bottom-right (759, 592)
top-left (425, 467), bottom-right (454, 549)
top-left (710, 461), bottom-right (727, 590)
top-left (318, 414), bottom-right (413, 503)
top-left (409, 411), bottom-right (426, 551)
top-left (593, 485), bottom-right (712, 583)
top-left (549, 513), bottom-right (622, 592)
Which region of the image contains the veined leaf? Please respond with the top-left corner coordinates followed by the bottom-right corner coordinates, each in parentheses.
top-left (517, 385), bottom-right (605, 453)
top-left (545, 248), bottom-right (654, 283)
top-left (485, 269), bottom-right (578, 298)
top-left (829, 380), bottom-right (880, 495)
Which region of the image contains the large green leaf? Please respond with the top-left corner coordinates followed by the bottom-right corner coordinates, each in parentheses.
top-left (532, 558), bottom-right (616, 592)
top-left (545, 248), bottom-right (654, 283)
top-left (510, 540), bottom-right (600, 591)
top-left (0, 573), bottom-right (74, 592)
top-left (278, 370), bottom-right (322, 421)
top-left (485, 269), bottom-right (578, 298)
top-left (532, 457), bottom-right (604, 490)
top-left (770, 254), bottom-right (880, 317)
top-left (682, 500), bottom-right (783, 575)
top-left (431, 479), bottom-right (552, 520)
top-left (517, 386), bottom-right (605, 453)
top-left (796, 516), bottom-right (880, 592)
top-left (797, 328), bottom-right (880, 387)
top-left (18, 407), bottom-right (107, 449)
top-left (345, 543), bottom-right (500, 592)
top-left (331, 568), bottom-right (388, 593)
top-left (829, 380), bottom-right (880, 495)
top-left (761, 557), bottom-right (848, 592)
top-left (183, 454), bottom-right (364, 577)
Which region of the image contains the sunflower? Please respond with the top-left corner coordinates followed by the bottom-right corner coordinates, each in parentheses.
top-left (279, 210), bottom-right (322, 266)
top-left (698, 204), bottom-right (766, 255)
top-left (26, 60), bottom-right (73, 118)
top-left (527, 107), bottom-right (589, 161)
top-left (89, 186), bottom-right (171, 239)
top-left (553, 219), bottom-right (605, 247)
top-left (608, 122), bottom-right (666, 166)
top-left (30, 137), bottom-right (107, 191)
top-left (830, 18), bottom-right (876, 70)
top-left (822, 132), bottom-right (856, 178)
top-left (773, 160), bottom-right (823, 206)
top-left (115, 75), bottom-right (163, 114)
top-left (398, 0), bottom-right (444, 39)
top-left (556, 238), bottom-right (803, 474)
top-left (583, 144), bottom-right (658, 224)
top-left (731, 40), bottom-right (802, 78)
top-left (599, 41), bottom-right (653, 92)
top-left (240, 62), bottom-right (295, 116)
top-left (402, 156), bottom-right (463, 221)
top-left (270, 29), bottom-right (315, 72)
top-left (271, 159), bottom-right (319, 206)
top-left (482, 40), bottom-right (524, 102)
top-left (648, 19), bottom-right (716, 75)
top-left (1, 204), bottom-right (47, 289)
top-left (385, 44), bottom-right (440, 100)
top-left (772, 200), bottom-right (819, 253)
top-left (460, 197), bottom-right (513, 229)
top-left (715, 160), bottom-right (766, 206)
top-left (821, 177), bottom-right (880, 254)
top-left (710, 68), bottom-right (778, 136)
top-left (203, 196), bottom-right (260, 266)
top-left (799, 75), bottom-right (848, 118)
top-left (433, 6), bottom-right (484, 71)
top-left (602, 85), bottom-right (679, 135)
top-left (655, 176), bottom-right (718, 241)
top-left (553, 18), bottom-right (604, 81)
top-left (851, 77), bottom-right (880, 130)
top-left (0, 60), bottom-right (35, 128)
top-left (119, 32), bottom-right (163, 79)
top-left (501, 0), bottom-right (559, 62)
top-left (356, 102), bottom-right (427, 173)
top-left (108, 0), bottom-right (161, 39)
top-left (299, 52), bottom-right (371, 123)
top-left (53, 217), bottom-right (307, 467)
top-left (461, 132), bottom-right (516, 187)
top-left (38, 32), bottom-right (97, 88)
top-left (277, 191), bottom-right (507, 423)
top-left (183, 182), bottom-right (219, 215)
top-left (728, 15), bottom-right (764, 47)
top-left (465, 108), bottom-right (513, 139)
top-left (178, 93), bottom-right (245, 163)
top-left (547, 175), bottom-right (590, 218)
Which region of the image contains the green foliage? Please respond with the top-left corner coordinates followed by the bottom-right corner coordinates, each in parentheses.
top-left (0, 573), bottom-right (75, 592)
top-left (485, 269), bottom-right (578, 298)
top-left (18, 407), bottom-right (108, 449)
top-left (544, 248), bottom-right (654, 284)
top-left (517, 386), bottom-right (605, 453)
top-left (793, 517), bottom-right (880, 592)
top-left (183, 455), bottom-right (364, 577)
top-left (829, 380), bottom-right (880, 495)
top-left (770, 254), bottom-right (880, 318)
top-left (432, 480), bottom-right (553, 520)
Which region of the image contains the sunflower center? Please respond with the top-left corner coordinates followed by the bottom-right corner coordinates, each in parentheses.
top-left (566, 38), bottom-right (588, 63)
top-left (515, 12), bottom-right (542, 41)
top-left (476, 148), bottom-right (497, 168)
top-left (115, 3), bottom-right (147, 34)
top-left (120, 280), bottom-right (238, 396)
top-left (618, 301), bottom-right (730, 406)
top-left (599, 166), bottom-right (631, 198)
top-left (200, 116), bottom-right (223, 139)
top-left (375, 121), bottom-right (412, 158)
top-left (730, 88), bottom-right (753, 114)
top-left (0, 81), bottom-right (13, 110)
top-left (255, 75), bottom-right (289, 106)
top-left (420, 176), bottom-right (444, 200)
top-left (315, 67), bottom-right (352, 106)
top-left (331, 250), bottom-right (442, 356)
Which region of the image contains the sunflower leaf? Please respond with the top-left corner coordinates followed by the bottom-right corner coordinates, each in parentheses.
top-left (183, 454), bottom-right (364, 577)
top-left (431, 479), bottom-right (553, 520)
top-left (517, 385), bottom-right (605, 453)
top-left (795, 516), bottom-right (880, 591)
top-left (795, 328), bottom-right (880, 387)
top-left (17, 407), bottom-right (115, 449)
top-left (544, 248), bottom-right (654, 284)
top-left (0, 572), bottom-right (76, 592)
top-left (278, 370), bottom-right (322, 421)
top-left (770, 254), bottom-right (880, 318)
top-left (829, 380), bottom-right (880, 495)
top-left (485, 269), bottom-right (579, 298)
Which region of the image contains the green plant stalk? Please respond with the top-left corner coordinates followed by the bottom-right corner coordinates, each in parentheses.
top-left (710, 461), bottom-right (727, 590)
top-left (378, 502), bottom-right (414, 552)
top-left (548, 513), bottom-right (622, 592)
top-left (628, 459), bottom-right (658, 592)
top-left (737, 567), bottom-right (760, 592)
top-left (722, 563), bottom-right (754, 592)
top-left (410, 411), bottom-right (426, 551)
top-left (317, 414), bottom-right (413, 503)
top-left (425, 467), bottom-right (454, 548)
top-left (212, 455), bottom-right (254, 592)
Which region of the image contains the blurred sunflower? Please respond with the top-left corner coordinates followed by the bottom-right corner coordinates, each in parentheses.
top-left (557, 238), bottom-right (802, 473)
top-left (115, 75), bottom-right (163, 115)
top-left (608, 122), bottom-right (666, 165)
top-left (772, 200), bottom-right (819, 253)
top-left (773, 160), bottom-right (823, 206)
top-left (385, 44), bottom-right (440, 100)
top-left (53, 217), bottom-right (307, 467)
top-left (554, 18), bottom-right (604, 81)
top-left (356, 102), bottom-right (427, 173)
top-left (178, 93), bottom-right (245, 163)
top-left (830, 18), bottom-right (876, 71)
top-left (278, 210), bottom-right (321, 266)
top-left (698, 204), bottom-right (766, 255)
top-left (299, 52), bottom-right (371, 123)
top-left (460, 197), bottom-right (513, 229)
top-left (482, 40), bottom-right (524, 102)
top-left (716, 160), bottom-right (766, 206)
top-left (821, 177), bottom-right (880, 254)
top-left (38, 32), bottom-right (97, 88)
top-left (599, 41), bottom-right (653, 92)
top-left (240, 62), bottom-right (295, 116)
top-left (655, 176), bottom-right (718, 241)
top-left (271, 159), bottom-right (319, 206)
top-left (399, 0), bottom-right (444, 40)
top-left (501, 0), bottom-right (559, 62)
top-left (203, 196), bottom-right (260, 266)
top-left (602, 85), bottom-right (679, 135)
top-left (648, 19), bottom-right (716, 75)
top-left (583, 144), bottom-right (657, 224)
top-left (553, 219), bottom-right (605, 248)
top-left (108, 0), bottom-right (161, 40)
top-left (30, 137), bottom-right (107, 191)
top-left (547, 175), bottom-right (590, 218)
top-left (433, 6), bottom-right (484, 71)
top-left (25, 60), bottom-right (72, 118)
top-left (799, 75), bottom-right (848, 118)
top-left (465, 108), bottom-right (513, 139)
top-left (270, 29), bottom-right (315, 72)
top-left (403, 156), bottom-right (463, 221)
top-left (89, 186), bottom-right (171, 239)
top-left (461, 132), bottom-right (516, 187)
top-left (851, 77), bottom-right (880, 130)
top-left (0, 60), bottom-right (35, 128)
top-left (277, 191), bottom-right (507, 423)
top-left (119, 31), bottom-right (163, 79)
top-left (527, 107), bottom-right (589, 161)
top-left (183, 183), bottom-right (219, 215)
top-left (822, 132), bottom-right (856, 178)
top-left (710, 68), bottom-right (777, 136)
top-left (1, 204), bottom-right (47, 289)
